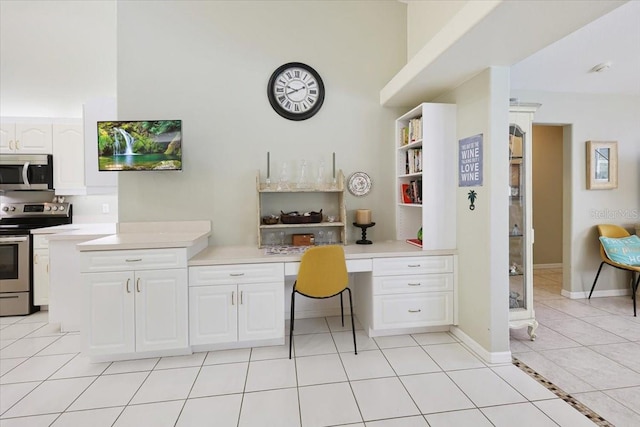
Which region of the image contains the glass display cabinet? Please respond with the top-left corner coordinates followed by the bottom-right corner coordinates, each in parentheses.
top-left (508, 103), bottom-right (540, 340)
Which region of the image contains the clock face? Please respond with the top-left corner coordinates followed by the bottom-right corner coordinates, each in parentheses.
top-left (267, 62), bottom-right (325, 121)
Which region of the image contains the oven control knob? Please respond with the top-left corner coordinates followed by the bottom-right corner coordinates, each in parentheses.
top-left (52, 206), bottom-right (59, 211)
top-left (59, 205), bottom-right (65, 211)
top-left (45, 206), bottom-right (52, 211)
top-left (2, 206), bottom-right (8, 212)
top-left (9, 206), bottom-right (16, 211)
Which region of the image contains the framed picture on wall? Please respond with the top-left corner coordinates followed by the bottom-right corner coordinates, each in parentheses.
top-left (586, 140), bottom-right (618, 190)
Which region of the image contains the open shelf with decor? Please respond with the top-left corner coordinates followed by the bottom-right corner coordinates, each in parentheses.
top-left (395, 103), bottom-right (456, 250)
top-left (256, 170), bottom-right (346, 248)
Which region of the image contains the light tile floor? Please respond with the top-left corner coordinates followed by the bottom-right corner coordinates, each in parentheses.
top-left (511, 268), bottom-right (640, 427)
top-left (0, 271), bottom-right (630, 426)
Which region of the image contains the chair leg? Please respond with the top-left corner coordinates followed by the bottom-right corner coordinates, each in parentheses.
top-left (289, 291), bottom-right (296, 359)
top-left (633, 273), bottom-right (640, 317)
top-left (346, 287), bottom-right (357, 355)
top-left (340, 292), bottom-right (344, 327)
top-left (588, 262), bottom-right (606, 299)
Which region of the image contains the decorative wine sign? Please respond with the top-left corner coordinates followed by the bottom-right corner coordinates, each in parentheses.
top-left (458, 134), bottom-right (483, 187)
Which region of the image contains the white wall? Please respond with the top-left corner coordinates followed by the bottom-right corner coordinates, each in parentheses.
top-left (0, 0), bottom-right (116, 117)
top-left (115, 1), bottom-right (407, 246)
top-left (512, 90), bottom-right (640, 296)
top-left (406, 0), bottom-right (466, 60)
top-left (435, 67), bottom-right (511, 358)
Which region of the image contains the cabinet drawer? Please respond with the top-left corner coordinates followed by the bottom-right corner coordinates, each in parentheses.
top-left (373, 256), bottom-right (453, 276)
top-left (373, 292), bottom-right (453, 329)
top-left (81, 248), bottom-right (187, 272)
top-left (33, 235), bottom-right (49, 250)
top-left (189, 263), bottom-right (284, 286)
top-left (373, 273), bottom-right (453, 295)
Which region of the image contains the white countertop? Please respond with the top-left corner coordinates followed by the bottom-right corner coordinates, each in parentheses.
top-left (77, 220), bottom-right (211, 251)
top-left (189, 240), bottom-right (457, 266)
top-left (31, 223), bottom-right (117, 240)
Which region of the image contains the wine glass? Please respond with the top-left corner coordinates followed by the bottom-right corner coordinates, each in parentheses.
top-left (278, 231), bottom-right (285, 246)
top-left (317, 230), bottom-right (324, 245)
top-left (327, 230), bottom-right (334, 245)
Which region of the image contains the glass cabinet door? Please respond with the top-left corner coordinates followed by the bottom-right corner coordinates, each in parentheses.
top-left (508, 104), bottom-right (539, 341)
top-left (509, 124), bottom-right (526, 310)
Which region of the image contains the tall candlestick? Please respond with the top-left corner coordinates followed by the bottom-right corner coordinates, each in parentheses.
top-left (267, 152), bottom-right (270, 179)
top-left (332, 152), bottom-right (336, 179)
top-left (356, 209), bottom-right (371, 225)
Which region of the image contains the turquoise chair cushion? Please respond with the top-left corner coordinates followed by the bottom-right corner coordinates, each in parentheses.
top-left (599, 235), bottom-right (640, 266)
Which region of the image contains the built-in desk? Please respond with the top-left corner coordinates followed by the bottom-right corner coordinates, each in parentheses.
top-left (79, 229), bottom-right (457, 361)
top-left (188, 241), bottom-right (458, 351)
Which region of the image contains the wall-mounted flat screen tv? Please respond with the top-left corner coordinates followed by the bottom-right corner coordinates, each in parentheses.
top-left (97, 120), bottom-right (182, 171)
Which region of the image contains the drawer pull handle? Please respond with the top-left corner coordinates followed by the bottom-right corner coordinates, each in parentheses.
top-left (46, 265), bottom-right (49, 274)
top-left (126, 278), bottom-right (131, 293)
top-left (126, 258), bottom-right (142, 262)
top-left (240, 291), bottom-right (243, 305)
top-left (229, 273), bottom-right (245, 277)
top-left (231, 291), bottom-right (235, 305)
top-left (34, 254), bottom-right (39, 264)
top-left (136, 278), bottom-right (141, 292)
top-left (407, 264), bottom-right (421, 268)
top-left (407, 282), bottom-right (421, 286)
top-left (408, 309), bottom-right (422, 313)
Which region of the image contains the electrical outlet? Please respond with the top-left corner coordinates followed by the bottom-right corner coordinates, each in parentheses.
top-left (102, 203), bottom-right (110, 214)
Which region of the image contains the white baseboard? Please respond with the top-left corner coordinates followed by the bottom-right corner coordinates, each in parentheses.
top-left (449, 326), bottom-right (512, 365)
top-left (561, 288), bottom-right (629, 299)
top-left (533, 263), bottom-right (563, 270)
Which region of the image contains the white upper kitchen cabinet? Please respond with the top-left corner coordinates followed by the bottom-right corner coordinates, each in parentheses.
top-left (0, 122), bottom-right (53, 154)
top-left (83, 98), bottom-right (118, 194)
top-left (53, 122), bottom-right (85, 195)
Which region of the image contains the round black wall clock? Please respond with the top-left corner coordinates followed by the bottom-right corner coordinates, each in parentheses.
top-left (267, 62), bottom-right (325, 121)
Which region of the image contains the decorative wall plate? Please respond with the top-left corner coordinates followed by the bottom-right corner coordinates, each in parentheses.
top-left (347, 172), bottom-right (372, 196)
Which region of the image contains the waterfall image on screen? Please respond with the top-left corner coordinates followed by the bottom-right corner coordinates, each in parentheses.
top-left (97, 120), bottom-right (182, 171)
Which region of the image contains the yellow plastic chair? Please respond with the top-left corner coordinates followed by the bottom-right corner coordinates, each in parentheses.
top-left (588, 224), bottom-right (640, 316)
top-left (289, 245), bottom-right (357, 359)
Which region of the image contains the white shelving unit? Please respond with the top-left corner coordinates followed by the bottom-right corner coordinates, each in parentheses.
top-left (256, 170), bottom-right (347, 248)
top-left (395, 103), bottom-right (457, 250)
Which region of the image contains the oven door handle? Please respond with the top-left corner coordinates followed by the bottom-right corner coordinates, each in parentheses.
top-left (0, 236), bottom-right (29, 243)
top-left (22, 161), bottom-right (30, 186)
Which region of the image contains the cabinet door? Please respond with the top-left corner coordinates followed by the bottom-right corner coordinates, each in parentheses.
top-left (135, 269), bottom-right (188, 352)
top-left (86, 271), bottom-right (135, 355)
top-left (33, 249), bottom-right (49, 306)
top-left (0, 123), bottom-right (15, 152)
top-left (189, 285), bottom-right (237, 345)
top-left (238, 282), bottom-right (284, 342)
top-left (53, 124), bottom-right (85, 194)
top-left (15, 123), bottom-right (52, 153)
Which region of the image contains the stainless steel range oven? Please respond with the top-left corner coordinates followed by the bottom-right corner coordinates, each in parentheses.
top-left (0, 202), bottom-right (72, 316)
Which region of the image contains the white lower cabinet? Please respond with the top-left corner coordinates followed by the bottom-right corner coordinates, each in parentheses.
top-left (32, 235), bottom-right (50, 306)
top-left (364, 255), bottom-right (456, 333)
top-left (86, 269), bottom-right (188, 356)
top-left (82, 248), bottom-right (189, 358)
top-left (189, 263), bottom-right (284, 348)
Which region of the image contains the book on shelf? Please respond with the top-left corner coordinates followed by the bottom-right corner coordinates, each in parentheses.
top-left (405, 238), bottom-right (423, 248)
top-left (410, 179), bottom-right (422, 204)
top-left (408, 116), bottom-right (423, 143)
top-left (400, 127), bottom-right (409, 146)
top-left (400, 179), bottom-right (422, 204)
top-left (401, 183), bottom-right (412, 203)
top-left (405, 148), bottom-right (422, 174)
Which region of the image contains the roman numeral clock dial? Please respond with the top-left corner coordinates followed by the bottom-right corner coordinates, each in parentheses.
top-left (267, 62), bottom-right (325, 121)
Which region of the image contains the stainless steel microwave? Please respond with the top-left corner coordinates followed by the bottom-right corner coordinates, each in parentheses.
top-left (0, 154), bottom-right (54, 190)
